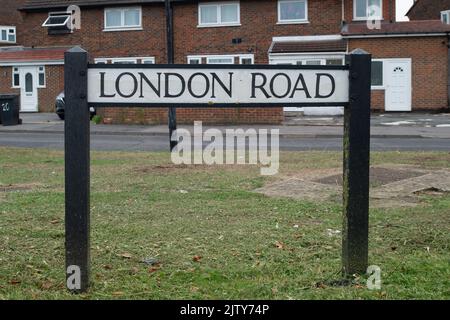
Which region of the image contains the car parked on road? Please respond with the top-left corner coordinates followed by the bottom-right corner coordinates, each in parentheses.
top-left (55, 92), bottom-right (96, 120)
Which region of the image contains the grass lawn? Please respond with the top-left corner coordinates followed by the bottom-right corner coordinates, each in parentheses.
top-left (0, 147), bottom-right (449, 300)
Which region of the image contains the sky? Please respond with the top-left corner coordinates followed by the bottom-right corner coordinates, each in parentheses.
top-left (397, 0), bottom-right (415, 21)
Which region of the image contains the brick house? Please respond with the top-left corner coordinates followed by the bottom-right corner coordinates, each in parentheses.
top-left (407, 0), bottom-right (450, 21)
top-left (1, 0), bottom-right (449, 124)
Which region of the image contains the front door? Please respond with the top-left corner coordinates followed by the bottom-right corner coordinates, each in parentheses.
top-left (19, 67), bottom-right (39, 112)
top-left (385, 60), bottom-right (412, 112)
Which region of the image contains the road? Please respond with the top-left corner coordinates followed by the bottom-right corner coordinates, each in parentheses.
top-left (0, 132), bottom-right (449, 151)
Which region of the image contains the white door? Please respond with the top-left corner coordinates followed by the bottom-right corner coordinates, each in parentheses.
top-left (385, 60), bottom-right (412, 112)
top-left (20, 67), bottom-right (39, 112)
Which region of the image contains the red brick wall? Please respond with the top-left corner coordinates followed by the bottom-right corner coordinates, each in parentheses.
top-left (0, 67), bottom-right (20, 97)
top-left (18, 6), bottom-right (167, 61)
top-left (39, 65), bottom-right (64, 112)
top-left (174, 0), bottom-right (343, 64)
top-left (349, 36), bottom-right (448, 111)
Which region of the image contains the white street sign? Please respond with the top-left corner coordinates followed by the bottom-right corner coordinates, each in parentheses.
top-left (87, 66), bottom-right (349, 106)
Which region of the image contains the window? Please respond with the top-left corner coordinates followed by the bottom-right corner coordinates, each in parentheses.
top-left (112, 60), bottom-right (136, 64)
top-left (188, 54), bottom-right (253, 65)
top-left (188, 57), bottom-right (202, 64)
top-left (441, 11), bottom-right (450, 24)
top-left (0, 26), bottom-right (16, 43)
top-left (38, 67), bottom-right (46, 88)
top-left (371, 60), bottom-right (383, 87)
top-left (326, 59), bottom-right (344, 66)
top-left (278, 0), bottom-right (308, 23)
top-left (354, 0), bottom-right (382, 20)
top-left (94, 57), bottom-right (155, 64)
top-left (12, 67), bottom-right (20, 88)
top-left (240, 57), bottom-right (254, 65)
top-left (287, 57), bottom-right (344, 66)
top-left (207, 56), bottom-right (235, 64)
top-left (42, 14), bottom-right (71, 27)
top-left (305, 60), bottom-right (321, 65)
top-left (104, 7), bottom-right (142, 31)
top-left (198, 2), bottom-right (240, 27)
top-left (142, 58), bottom-right (155, 64)
top-left (42, 12), bottom-right (73, 34)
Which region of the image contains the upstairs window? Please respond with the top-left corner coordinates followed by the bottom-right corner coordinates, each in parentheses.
top-left (0, 26), bottom-right (16, 43)
top-left (278, 0), bottom-right (308, 23)
top-left (42, 12), bottom-right (72, 35)
top-left (104, 7), bottom-right (142, 31)
top-left (198, 2), bottom-right (240, 27)
top-left (354, 0), bottom-right (382, 20)
top-left (441, 10), bottom-right (450, 24)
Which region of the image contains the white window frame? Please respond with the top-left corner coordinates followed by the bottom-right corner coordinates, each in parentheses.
top-left (141, 58), bottom-right (155, 64)
top-left (269, 53), bottom-right (345, 65)
top-left (0, 26), bottom-right (16, 44)
top-left (37, 66), bottom-right (46, 88)
top-left (441, 10), bottom-right (450, 24)
top-left (371, 59), bottom-right (385, 89)
top-left (42, 12), bottom-right (71, 28)
top-left (206, 55), bottom-right (235, 64)
top-left (187, 54), bottom-right (254, 65)
top-left (198, 2), bottom-right (241, 27)
top-left (239, 55), bottom-right (255, 64)
top-left (277, 0), bottom-right (309, 24)
top-left (12, 67), bottom-right (20, 88)
top-left (188, 57), bottom-right (202, 64)
top-left (104, 7), bottom-right (142, 32)
top-left (353, 0), bottom-right (383, 21)
top-left (94, 57), bottom-right (155, 64)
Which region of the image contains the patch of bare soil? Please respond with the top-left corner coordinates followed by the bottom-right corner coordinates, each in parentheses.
top-left (314, 167), bottom-right (426, 187)
top-left (0, 183), bottom-right (43, 193)
top-left (255, 166), bottom-right (450, 208)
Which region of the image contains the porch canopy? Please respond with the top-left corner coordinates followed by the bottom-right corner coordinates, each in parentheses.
top-left (0, 46), bottom-right (69, 66)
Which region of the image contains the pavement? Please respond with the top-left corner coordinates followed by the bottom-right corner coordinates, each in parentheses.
top-left (1, 112), bottom-right (450, 139)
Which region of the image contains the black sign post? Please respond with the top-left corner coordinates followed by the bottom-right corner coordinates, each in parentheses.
top-left (64, 47), bottom-right (371, 292)
top-left (343, 49), bottom-right (371, 275)
top-left (64, 47), bottom-right (90, 292)
top-left (165, 0), bottom-right (177, 151)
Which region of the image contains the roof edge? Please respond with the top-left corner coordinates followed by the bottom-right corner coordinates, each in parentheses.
top-left (19, 0), bottom-right (187, 12)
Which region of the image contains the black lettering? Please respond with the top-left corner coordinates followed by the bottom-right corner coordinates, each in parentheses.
top-left (211, 72), bottom-right (233, 98)
top-left (139, 72), bottom-right (161, 98)
top-left (289, 73), bottom-right (312, 99)
top-left (115, 72), bottom-right (138, 98)
top-left (251, 73), bottom-right (271, 98)
top-left (315, 73), bottom-right (335, 98)
top-left (188, 73), bottom-right (210, 98)
top-left (100, 72), bottom-right (115, 98)
top-left (165, 73), bottom-right (186, 98)
top-left (270, 73), bottom-right (291, 99)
